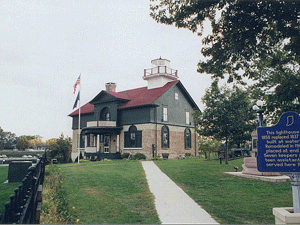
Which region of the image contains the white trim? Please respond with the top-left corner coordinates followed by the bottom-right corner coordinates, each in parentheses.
top-left (186, 111), bottom-right (190, 125)
top-left (123, 148), bottom-right (143, 150)
top-left (163, 107), bottom-right (168, 121)
top-left (97, 134), bottom-right (100, 152)
top-left (117, 135), bottom-right (120, 152)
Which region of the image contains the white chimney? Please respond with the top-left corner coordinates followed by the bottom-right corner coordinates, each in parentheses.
top-left (105, 82), bottom-right (116, 92)
top-left (143, 58), bottom-right (178, 89)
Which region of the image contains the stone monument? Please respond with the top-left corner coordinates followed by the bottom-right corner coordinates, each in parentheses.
top-left (242, 130), bottom-right (280, 176)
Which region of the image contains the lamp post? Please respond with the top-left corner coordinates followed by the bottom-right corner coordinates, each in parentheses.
top-left (253, 100), bottom-right (266, 127)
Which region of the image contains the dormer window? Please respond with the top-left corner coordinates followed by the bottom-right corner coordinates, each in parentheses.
top-left (100, 107), bottom-right (110, 121)
top-left (105, 112), bottom-right (110, 121)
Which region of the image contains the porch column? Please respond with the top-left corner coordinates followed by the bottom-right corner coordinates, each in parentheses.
top-left (97, 134), bottom-right (100, 152)
top-left (117, 134), bottom-right (120, 152)
top-left (84, 135), bottom-right (87, 150)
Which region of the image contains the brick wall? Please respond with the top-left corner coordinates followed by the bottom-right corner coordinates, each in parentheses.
top-left (120, 123), bottom-right (197, 159)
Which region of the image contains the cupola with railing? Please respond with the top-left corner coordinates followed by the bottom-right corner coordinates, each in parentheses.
top-left (143, 58), bottom-right (178, 89)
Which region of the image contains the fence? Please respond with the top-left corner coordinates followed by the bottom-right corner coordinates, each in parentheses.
top-left (1, 153), bottom-right (46, 224)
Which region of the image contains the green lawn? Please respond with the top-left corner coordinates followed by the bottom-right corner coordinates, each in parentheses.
top-left (154, 158), bottom-right (292, 224)
top-left (40, 158), bottom-right (293, 224)
top-left (41, 160), bottom-right (160, 224)
top-left (0, 166), bottom-right (21, 217)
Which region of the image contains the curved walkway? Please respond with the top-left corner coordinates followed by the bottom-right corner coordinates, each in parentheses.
top-left (142, 161), bottom-right (219, 224)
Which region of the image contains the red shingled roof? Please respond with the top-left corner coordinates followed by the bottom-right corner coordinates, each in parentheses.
top-left (68, 102), bottom-right (94, 116)
top-left (69, 80), bottom-right (178, 116)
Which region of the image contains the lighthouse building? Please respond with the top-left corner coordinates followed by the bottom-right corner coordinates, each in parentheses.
top-left (69, 58), bottom-right (199, 160)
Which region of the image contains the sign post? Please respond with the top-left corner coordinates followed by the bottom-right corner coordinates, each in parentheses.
top-left (288, 173), bottom-right (300, 213)
top-left (257, 112), bottom-right (300, 213)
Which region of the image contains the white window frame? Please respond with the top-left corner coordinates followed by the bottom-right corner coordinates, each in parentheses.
top-left (163, 107), bottom-right (168, 121)
top-left (186, 111), bottom-right (190, 125)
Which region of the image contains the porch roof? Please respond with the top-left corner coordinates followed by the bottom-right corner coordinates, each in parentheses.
top-left (81, 126), bottom-right (122, 135)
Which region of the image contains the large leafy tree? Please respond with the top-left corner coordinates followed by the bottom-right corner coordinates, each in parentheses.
top-left (198, 135), bottom-right (221, 160)
top-left (48, 133), bottom-right (72, 163)
top-left (150, 0), bottom-right (300, 122)
top-left (28, 135), bottom-right (45, 149)
top-left (0, 127), bottom-right (17, 149)
top-left (16, 136), bottom-right (30, 151)
top-left (150, 0), bottom-right (300, 82)
top-left (249, 44), bottom-right (300, 123)
top-left (198, 81), bottom-right (256, 163)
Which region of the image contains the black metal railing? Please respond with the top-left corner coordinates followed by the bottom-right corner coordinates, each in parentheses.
top-left (1, 154), bottom-right (46, 224)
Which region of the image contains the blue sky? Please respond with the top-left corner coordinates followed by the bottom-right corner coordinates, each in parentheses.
top-left (0, 0), bottom-right (212, 140)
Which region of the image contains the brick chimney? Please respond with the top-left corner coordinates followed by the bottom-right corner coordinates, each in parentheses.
top-left (105, 82), bottom-right (116, 92)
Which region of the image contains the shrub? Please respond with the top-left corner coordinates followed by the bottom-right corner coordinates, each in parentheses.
top-left (151, 157), bottom-right (161, 160)
top-left (132, 153), bottom-right (146, 160)
top-left (185, 153), bottom-right (191, 158)
top-left (121, 153), bottom-right (130, 159)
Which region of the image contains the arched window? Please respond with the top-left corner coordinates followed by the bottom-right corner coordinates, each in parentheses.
top-left (100, 107), bottom-right (110, 121)
top-left (124, 125), bottom-right (142, 148)
top-left (161, 125), bottom-right (169, 148)
top-left (185, 128), bottom-right (191, 149)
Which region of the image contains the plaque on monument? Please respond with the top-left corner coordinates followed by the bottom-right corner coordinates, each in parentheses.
top-left (257, 112), bottom-right (300, 173)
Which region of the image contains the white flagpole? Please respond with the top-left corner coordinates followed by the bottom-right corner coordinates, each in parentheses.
top-left (77, 73), bottom-right (81, 164)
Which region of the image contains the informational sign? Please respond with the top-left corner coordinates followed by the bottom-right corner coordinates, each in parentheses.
top-left (257, 112), bottom-right (300, 172)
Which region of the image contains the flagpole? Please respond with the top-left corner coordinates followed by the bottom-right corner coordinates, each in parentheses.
top-left (77, 73), bottom-right (81, 164)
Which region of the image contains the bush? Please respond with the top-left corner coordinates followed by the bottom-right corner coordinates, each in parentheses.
top-left (121, 153), bottom-right (130, 159)
top-left (185, 153), bottom-right (191, 158)
top-left (151, 157), bottom-right (161, 160)
top-left (132, 153), bottom-right (146, 160)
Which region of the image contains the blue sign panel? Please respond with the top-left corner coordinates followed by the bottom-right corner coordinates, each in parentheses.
top-left (257, 112), bottom-right (300, 172)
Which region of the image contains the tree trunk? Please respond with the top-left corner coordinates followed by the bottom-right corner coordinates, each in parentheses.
top-left (225, 136), bottom-right (228, 164)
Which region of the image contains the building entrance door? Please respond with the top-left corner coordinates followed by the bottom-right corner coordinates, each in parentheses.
top-left (104, 134), bottom-right (110, 153)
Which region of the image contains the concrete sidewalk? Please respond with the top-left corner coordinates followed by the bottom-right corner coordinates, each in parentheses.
top-left (142, 161), bottom-right (219, 224)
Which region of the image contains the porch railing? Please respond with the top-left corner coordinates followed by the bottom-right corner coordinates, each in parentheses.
top-left (87, 121), bottom-right (116, 127)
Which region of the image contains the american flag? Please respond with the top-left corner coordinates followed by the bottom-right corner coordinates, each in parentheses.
top-left (73, 75), bottom-right (81, 94)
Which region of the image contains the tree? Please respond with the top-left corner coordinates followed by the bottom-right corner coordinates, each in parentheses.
top-left (249, 43), bottom-right (300, 123)
top-left (16, 137), bottom-right (30, 151)
top-left (45, 138), bottom-right (57, 147)
top-left (48, 133), bottom-right (72, 163)
top-left (198, 81), bottom-right (256, 163)
top-left (28, 135), bottom-right (44, 149)
top-left (150, 1), bottom-right (300, 82)
top-left (0, 127), bottom-right (17, 149)
top-left (198, 136), bottom-right (220, 160)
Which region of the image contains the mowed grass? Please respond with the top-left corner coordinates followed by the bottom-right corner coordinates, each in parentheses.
top-left (155, 158), bottom-right (292, 224)
top-left (42, 160), bottom-right (160, 224)
top-left (0, 166), bottom-right (21, 217)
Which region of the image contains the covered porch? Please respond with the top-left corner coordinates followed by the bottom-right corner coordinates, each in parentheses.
top-left (81, 121), bottom-right (122, 160)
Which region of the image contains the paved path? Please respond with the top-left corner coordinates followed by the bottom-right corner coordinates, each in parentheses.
top-left (142, 161), bottom-right (219, 224)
